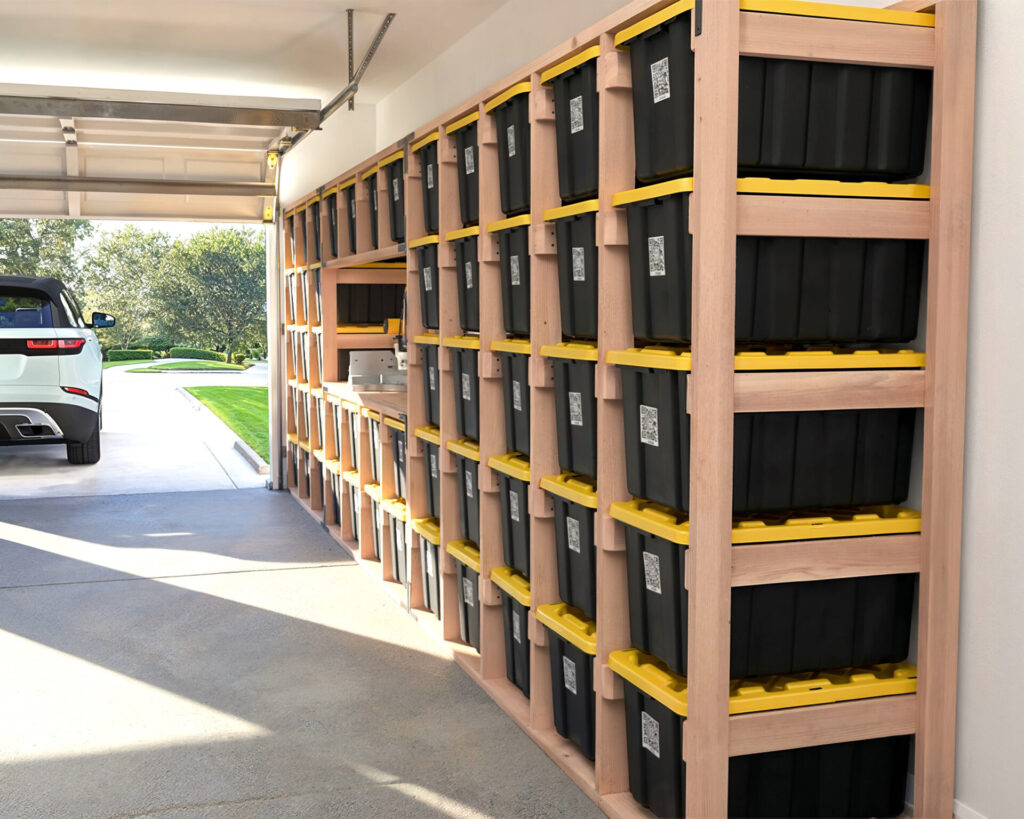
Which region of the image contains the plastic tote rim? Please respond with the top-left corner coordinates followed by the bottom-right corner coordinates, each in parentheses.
top-left (412, 516), bottom-right (441, 544)
top-left (540, 472), bottom-right (598, 509)
top-left (540, 45), bottom-right (600, 85)
top-left (414, 425), bottom-right (442, 445)
top-left (488, 452), bottom-right (531, 483)
top-left (490, 566), bottom-right (531, 607)
top-left (446, 539), bottom-right (481, 573)
top-left (536, 602), bottom-right (597, 655)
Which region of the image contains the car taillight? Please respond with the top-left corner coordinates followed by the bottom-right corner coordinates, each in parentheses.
top-left (27, 339), bottom-right (58, 349)
top-left (59, 338), bottom-right (86, 350)
top-left (61, 386), bottom-right (95, 400)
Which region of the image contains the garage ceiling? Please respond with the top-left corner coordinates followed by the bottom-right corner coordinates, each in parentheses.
top-left (0, 0), bottom-right (506, 222)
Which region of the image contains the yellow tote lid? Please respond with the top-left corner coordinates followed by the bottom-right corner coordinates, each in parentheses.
top-left (342, 469), bottom-right (360, 486)
top-left (381, 497), bottom-right (408, 521)
top-left (540, 341), bottom-right (599, 362)
top-left (446, 540), bottom-right (481, 573)
top-left (383, 416), bottom-right (406, 432)
top-left (446, 110), bottom-right (480, 135)
top-left (488, 452), bottom-right (531, 483)
top-left (614, 0), bottom-right (695, 49)
top-left (411, 131), bottom-right (440, 153)
top-left (361, 166), bottom-right (378, 181)
top-left (487, 213), bottom-right (531, 233)
top-left (414, 333), bottom-right (441, 346)
top-left (446, 225), bottom-right (481, 242)
top-left (543, 199), bottom-right (600, 222)
top-left (490, 337), bottom-right (531, 355)
top-left (411, 516), bottom-right (441, 544)
top-left (443, 334), bottom-right (481, 350)
top-left (378, 149), bottom-right (405, 169)
top-left (737, 177), bottom-right (930, 199)
top-left (490, 566), bottom-right (531, 607)
top-left (408, 234), bottom-right (440, 249)
top-left (365, 483), bottom-right (382, 502)
top-left (740, 1), bottom-right (934, 28)
top-left (326, 458), bottom-right (344, 475)
top-left (324, 185), bottom-right (339, 197)
top-left (414, 425), bottom-right (442, 445)
top-left (609, 649), bottom-right (917, 716)
top-left (287, 432), bottom-right (299, 445)
top-left (610, 499), bottom-right (922, 545)
top-left (312, 448), bottom-right (325, 462)
top-left (536, 603), bottom-right (597, 655)
top-left (607, 346), bottom-right (925, 371)
top-left (484, 81), bottom-right (531, 114)
top-left (343, 261), bottom-right (407, 269)
top-left (339, 176), bottom-right (357, 191)
top-left (612, 178), bottom-right (694, 207)
top-left (540, 46), bottom-right (601, 85)
top-left (540, 472), bottom-right (597, 509)
top-left (447, 437), bottom-right (481, 462)
top-left (340, 399), bottom-right (360, 412)
top-left (361, 407), bottom-right (381, 421)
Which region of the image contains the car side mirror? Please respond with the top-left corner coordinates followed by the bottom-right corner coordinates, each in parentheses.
top-left (90, 312), bottom-right (116, 329)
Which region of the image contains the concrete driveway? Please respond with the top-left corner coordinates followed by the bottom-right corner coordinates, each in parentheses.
top-left (0, 360), bottom-right (269, 499)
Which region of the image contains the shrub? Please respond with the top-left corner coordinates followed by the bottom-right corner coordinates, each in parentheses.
top-left (138, 334), bottom-right (178, 354)
top-left (231, 353), bottom-right (247, 365)
top-left (169, 347), bottom-right (227, 362)
top-left (108, 349), bottom-right (153, 361)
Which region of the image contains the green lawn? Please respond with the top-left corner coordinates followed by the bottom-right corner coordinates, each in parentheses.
top-left (128, 360), bottom-right (247, 372)
top-left (185, 386), bottom-right (269, 462)
top-left (103, 358), bottom-right (153, 370)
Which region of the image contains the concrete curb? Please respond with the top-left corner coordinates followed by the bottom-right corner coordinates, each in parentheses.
top-left (175, 387), bottom-right (270, 475)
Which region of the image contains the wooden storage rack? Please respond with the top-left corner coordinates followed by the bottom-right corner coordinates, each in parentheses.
top-left (277, 0), bottom-right (975, 815)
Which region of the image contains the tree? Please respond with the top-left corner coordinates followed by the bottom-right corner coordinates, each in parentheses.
top-left (0, 219), bottom-right (94, 285)
top-left (153, 227), bottom-right (266, 363)
top-left (81, 226), bottom-right (170, 350)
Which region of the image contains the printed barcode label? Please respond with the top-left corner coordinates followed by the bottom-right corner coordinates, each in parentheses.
top-left (651, 57), bottom-right (671, 103)
top-left (423, 266), bottom-right (433, 291)
top-left (464, 261), bottom-right (473, 290)
top-left (513, 610), bottom-right (522, 643)
top-left (569, 95), bottom-right (584, 134)
top-left (425, 547), bottom-right (434, 576)
top-left (397, 438), bottom-right (404, 460)
top-left (392, 177), bottom-right (399, 201)
top-left (350, 197), bottom-right (356, 217)
top-left (428, 366), bottom-right (436, 391)
top-left (461, 372), bottom-right (472, 400)
top-left (464, 467), bottom-right (474, 499)
top-left (642, 551), bottom-right (662, 594)
top-left (509, 489), bottom-right (520, 522)
top-left (426, 164), bottom-right (434, 189)
top-left (648, 235), bottom-right (666, 277)
top-left (571, 246), bottom-right (586, 282)
top-left (464, 146), bottom-right (475, 175)
top-left (462, 576), bottom-right (474, 605)
top-left (510, 254), bottom-right (521, 286)
top-left (372, 187), bottom-right (377, 207)
top-left (563, 656), bottom-right (578, 694)
top-left (507, 124), bottom-right (516, 157)
top-left (512, 380), bottom-right (522, 412)
top-left (430, 451), bottom-right (438, 478)
top-left (567, 516), bottom-right (581, 553)
top-left (641, 711), bottom-right (661, 758)
top-left (569, 391), bottom-right (583, 427)
top-left (640, 404), bottom-right (659, 447)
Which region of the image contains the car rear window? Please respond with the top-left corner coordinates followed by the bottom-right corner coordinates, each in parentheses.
top-left (0, 289), bottom-right (55, 329)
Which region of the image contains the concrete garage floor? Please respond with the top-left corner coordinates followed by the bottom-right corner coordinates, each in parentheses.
top-left (0, 362), bottom-right (269, 500)
top-left (0, 488), bottom-right (602, 819)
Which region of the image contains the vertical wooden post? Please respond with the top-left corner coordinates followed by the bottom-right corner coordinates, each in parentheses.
top-left (915, 0), bottom-right (976, 815)
top-left (686, 2), bottom-right (739, 815)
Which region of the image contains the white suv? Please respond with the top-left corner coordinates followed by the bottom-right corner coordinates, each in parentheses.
top-left (0, 276), bottom-right (115, 465)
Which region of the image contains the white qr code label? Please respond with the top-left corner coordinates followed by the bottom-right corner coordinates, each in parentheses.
top-left (428, 367), bottom-right (436, 391)
top-left (643, 551), bottom-right (662, 594)
top-left (651, 57), bottom-right (671, 103)
top-left (465, 468), bottom-right (474, 499)
top-left (464, 261), bottom-right (474, 290)
top-left (569, 95), bottom-right (584, 134)
top-left (648, 235), bottom-right (666, 277)
top-left (397, 439), bottom-right (404, 460)
top-left (461, 372), bottom-right (472, 400)
top-left (350, 197), bottom-right (356, 217)
top-left (392, 177), bottom-right (400, 201)
top-left (426, 164), bottom-right (434, 189)
top-left (423, 266), bottom-right (433, 291)
top-left (641, 711), bottom-right (661, 758)
top-left (512, 380), bottom-right (522, 412)
top-left (509, 489), bottom-right (520, 522)
top-left (425, 547), bottom-right (434, 576)
top-left (572, 246), bottom-right (586, 281)
top-left (462, 576), bottom-right (475, 605)
top-left (640, 404), bottom-right (659, 447)
top-left (372, 187), bottom-right (377, 207)
top-left (430, 452), bottom-right (438, 479)
top-left (507, 124), bottom-right (516, 157)
top-left (513, 610), bottom-right (522, 643)
top-left (510, 254), bottom-right (521, 286)
top-left (563, 656), bottom-right (578, 694)
top-left (567, 516), bottom-right (581, 553)
top-left (464, 146), bottom-right (476, 175)
top-left (569, 391), bottom-right (584, 427)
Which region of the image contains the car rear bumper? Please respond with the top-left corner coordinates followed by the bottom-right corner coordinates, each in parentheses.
top-left (0, 401), bottom-right (98, 444)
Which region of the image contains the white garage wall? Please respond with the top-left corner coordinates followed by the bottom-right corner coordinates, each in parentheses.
top-left (278, 3), bottom-right (1021, 818)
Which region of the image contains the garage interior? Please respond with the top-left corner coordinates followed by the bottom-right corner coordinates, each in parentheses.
top-left (1, 1), bottom-right (1020, 818)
